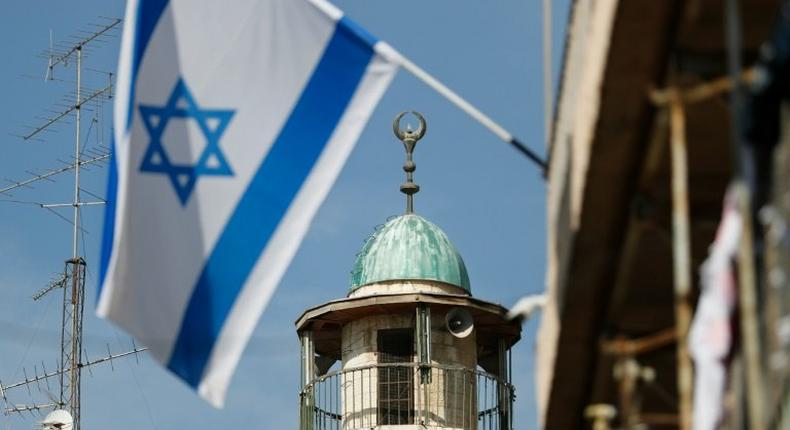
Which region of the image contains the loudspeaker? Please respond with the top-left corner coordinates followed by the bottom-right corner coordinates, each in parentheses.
top-left (445, 307), bottom-right (474, 338)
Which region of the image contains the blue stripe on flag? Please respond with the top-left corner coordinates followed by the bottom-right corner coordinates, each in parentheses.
top-left (166, 19), bottom-right (376, 387)
top-left (338, 16), bottom-right (379, 48)
top-left (98, 143), bottom-right (118, 296)
top-left (127, 0), bottom-right (170, 129)
top-left (99, 0), bottom-right (170, 298)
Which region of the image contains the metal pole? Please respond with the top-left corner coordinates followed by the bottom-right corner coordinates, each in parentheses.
top-left (723, 0), bottom-right (766, 426)
top-left (734, 182), bottom-right (766, 430)
top-left (70, 46), bottom-right (82, 430)
top-left (300, 332), bottom-right (315, 430)
top-left (543, 0), bottom-right (552, 148)
top-left (497, 339), bottom-right (508, 430)
top-left (73, 46), bottom-right (81, 260)
top-left (71, 264), bottom-right (77, 419)
top-left (70, 261), bottom-right (83, 430)
top-left (382, 45), bottom-right (548, 171)
top-left (669, 95), bottom-right (693, 430)
top-left (58, 266), bottom-right (67, 408)
top-left (415, 305), bottom-right (431, 383)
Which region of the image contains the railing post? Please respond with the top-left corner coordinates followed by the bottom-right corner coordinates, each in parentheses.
top-left (497, 339), bottom-right (509, 430)
top-left (300, 331), bottom-right (315, 430)
top-left (297, 363), bottom-right (512, 430)
top-left (508, 348), bottom-right (514, 430)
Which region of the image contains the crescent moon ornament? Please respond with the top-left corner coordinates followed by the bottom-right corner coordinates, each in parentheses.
top-left (392, 111), bottom-right (427, 214)
top-left (393, 111), bottom-right (427, 142)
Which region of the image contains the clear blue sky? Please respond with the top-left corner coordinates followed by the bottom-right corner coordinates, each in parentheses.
top-left (0, 1), bottom-right (569, 428)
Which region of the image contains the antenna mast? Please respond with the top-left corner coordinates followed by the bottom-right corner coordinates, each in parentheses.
top-left (53, 21), bottom-right (119, 429)
top-left (57, 19), bottom-right (118, 430)
top-left (0, 18), bottom-right (122, 430)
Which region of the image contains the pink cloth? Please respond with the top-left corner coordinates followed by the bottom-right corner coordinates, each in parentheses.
top-left (689, 188), bottom-right (740, 430)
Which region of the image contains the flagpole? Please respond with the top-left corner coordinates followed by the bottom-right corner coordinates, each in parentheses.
top-left (543, 0), bottom-right (553, 149)
top-left (380, 44), bottom-right (548, 172)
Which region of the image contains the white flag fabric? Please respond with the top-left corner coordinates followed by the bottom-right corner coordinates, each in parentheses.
top-left (689, 188), bottom-right (740, 430)
top-left (97, 0), bottom-right (398, 407)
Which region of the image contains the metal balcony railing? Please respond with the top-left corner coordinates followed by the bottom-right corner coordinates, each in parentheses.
top-left (299, 363), bottom-right (514, 430)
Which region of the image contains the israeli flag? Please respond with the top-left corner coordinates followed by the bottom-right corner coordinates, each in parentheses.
top-left (97, 0), bottom-right (398, 407)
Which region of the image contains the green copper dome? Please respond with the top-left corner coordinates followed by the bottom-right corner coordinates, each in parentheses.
top-left (350, 214), bottom-right (471, 293)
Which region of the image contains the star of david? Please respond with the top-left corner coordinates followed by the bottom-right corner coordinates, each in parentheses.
top-left (138, 78), bottom-right (235, 205)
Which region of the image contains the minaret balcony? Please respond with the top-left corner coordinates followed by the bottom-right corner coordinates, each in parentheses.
top-left (298, 362), bottom-right (514, 430)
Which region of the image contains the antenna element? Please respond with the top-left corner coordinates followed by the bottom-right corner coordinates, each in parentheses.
top-left (2, 17), bottom-right (122, 430)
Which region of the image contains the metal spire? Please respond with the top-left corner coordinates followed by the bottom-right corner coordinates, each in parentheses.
top-left (393, 111), bottom-right (427, 214)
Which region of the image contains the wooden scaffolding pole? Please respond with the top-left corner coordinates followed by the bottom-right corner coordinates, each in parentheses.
top-left (668, 93), bottom-right (694, 430)
top-left (734, 181), bottom-right (766, 430)
top-left (652, 64), bottom-right (766, 430)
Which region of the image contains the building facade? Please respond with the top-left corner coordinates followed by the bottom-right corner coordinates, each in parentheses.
top-left (537, 0), bottom-right (779, 428)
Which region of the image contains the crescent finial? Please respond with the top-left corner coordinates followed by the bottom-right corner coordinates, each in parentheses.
top-left (393, 111), bottom-right (427, 214)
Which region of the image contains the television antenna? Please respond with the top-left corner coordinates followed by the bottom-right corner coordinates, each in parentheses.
top-left (0, 17), bottom-right (149, 430)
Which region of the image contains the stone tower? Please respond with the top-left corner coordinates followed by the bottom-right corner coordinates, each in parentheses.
top-left (296, 112), bottom-right (521, 430)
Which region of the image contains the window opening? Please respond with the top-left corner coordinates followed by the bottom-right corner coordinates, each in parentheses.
top-left (377, 329), bottom-right (415, 425)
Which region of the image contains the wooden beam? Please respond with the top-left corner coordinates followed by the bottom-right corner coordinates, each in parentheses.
top-left (649, 68), bottom-right (755, 106)
top-left (669, 93), bottom-right (694, 430)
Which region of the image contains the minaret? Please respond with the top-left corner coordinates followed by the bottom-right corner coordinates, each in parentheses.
top-left (296, 112), bottom-right (522, 430)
